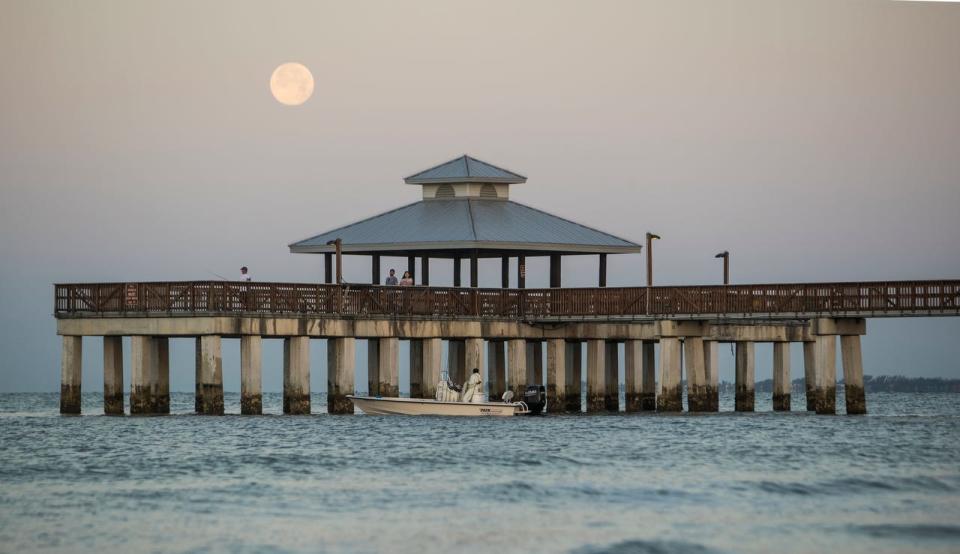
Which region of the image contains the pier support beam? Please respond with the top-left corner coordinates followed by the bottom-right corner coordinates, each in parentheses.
top-left (685, 337), bottom-right (708, 412)
top-left (103, 336), bottom-right (123, 415)
top-left (409, 339), bottom-right (423, 398)
top-left (369, 338), bottom-right (399, 397)
top-left (526, 341), bottom-right (543, 384)
top-left (195, 336), bottom-right (224, 415)
top-left (641, 340), bottom-right (656, 411)
top-left (586, 339), bottom-right (606, 412)
top-left (624, 340), bottom-right (642, 412)
top-left (448, 340), bottom-right (466, 385)
top-left (814, 335), bottom-right (837, 415)
top-left (604, 341), bottom-right (619, 412)
top-left (773, 342), bottom-right (791, 411)
top-left (240, 336), bottom-right (263, 415)
top-left (507, 339), bottom-right (526, 399)
top-left (841, 335), bottom-right (866, 415)
top-left (60, 336), bottom-right (82, 415)
top-left (657, 337), bottom-right (682, 412)
top-left (283, 336), bottom-right (310, 415)
top-left (421, 338), bottom-right (442, 399)
top-left (328, 337), bottom-right (355, 414)
top-left (132, 336), bottom-right (159, 415)
top-left (487, 340), bottom-right (506, 401)
top-left (703, 340), bottom-right (719, 412)
top-left (803, 341), bottom-right (818, 411)
top-left (156, 337), bottom-right (170, 414)
top-left (735, 341), bottom-right (755, 412)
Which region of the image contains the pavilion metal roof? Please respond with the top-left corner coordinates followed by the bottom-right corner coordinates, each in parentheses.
top-left (403, 155), bottom-right (527, 185)
top-left (288, 199), bottom-right (641, 257)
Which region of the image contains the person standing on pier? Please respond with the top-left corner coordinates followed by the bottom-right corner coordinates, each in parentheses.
top-left (399, 271), bottom-right (413, 286)
top-left (385, 269), bottom-right (398, 286)
top-left (239, 266), bottom-right (251, 281)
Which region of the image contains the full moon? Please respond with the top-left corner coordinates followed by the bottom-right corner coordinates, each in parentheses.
top-left (269, 62), bottom-right (314, 106)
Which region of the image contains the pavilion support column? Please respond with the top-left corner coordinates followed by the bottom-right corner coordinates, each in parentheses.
top-left (803, 341), bottom-right (818, 411)
top-left (470, 251), bottom-right (478, 288)
top-left (703, 340), bottom-right (720, 412)
top-left (564, 342), bottom-right (583, 413)
top-left (464, 338), bottom-right (484, 383)
top-left (372, 255), bottom-right (380, 285)
top-left (624, 340), bottom-right (642, 412)
top-left (453, 257), bottom-right (462, 287)
top-left (195, 336), bottom-right (224, 415)
top-left (604, 341), bottom-right (619, 412)
top-left (507, 339), bottom-right (526, 399)
top-left (501, 257), bottom-right (509, 288)
top-left (657, 337), bottom-right (682, 412)
top-left (407, 256), bottom-right (416, 284)
top-left (640, 340), bottom-right (657, 411)
top-left (685, 337), bottom-right (708, 412)
top-left (283, 336), bottom-right (310, 415)
top-left (421, 338), bottom-right (442, 399)
top-left (841, 335), bottom-right (866, 415)
top-left (773, 342), bottom-right (791, 412)
top-left (156, 337), bottom-right (170, 414)
top-left (132, 336), bottom-right (159, 415)
top-left (448, 340), bottom-right (466, 385)
top-left (549, 255), bottom-right (561, 288)
top-left (598, 254), bottom-right (607, 287)
top-left (545, 339), bottom-right (565, 413)
top-left (517, 256), bottom-right (526, 288)
top-left (525, 341), bottom-right (543, 385)
top-left (421, 256), bottom-right (430, 286)
top-left (815, 335), bottom-right (837, 415)
top-left (60, 336), bottom-right (82, 415)
top-left (487, 340), bottom-right (506, 400)
top-left (586, 339), bottom-right (606, 413)
top-left (735, 341), bottom-right (755, 412)
top-left (324, 253), bottom-right (333, 284)
top-left (327, 337), bottom-right (355, 414)
top-left (103, 336), bottom-right (124, 415)
top-left (409, 339), bottom-right (423, 398)
top-left (240, 336), bottom-right (263, 415)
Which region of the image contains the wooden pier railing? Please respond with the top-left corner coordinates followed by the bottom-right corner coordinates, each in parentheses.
top-left (53, 280), bottom-right (960, 320)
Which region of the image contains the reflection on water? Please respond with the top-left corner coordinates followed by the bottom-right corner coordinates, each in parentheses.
top-left (1, 392), bottom-right (958, 553)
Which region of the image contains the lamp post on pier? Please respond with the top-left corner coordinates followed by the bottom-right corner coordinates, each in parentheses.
top-left (715, 251), bottom-right (729, 285)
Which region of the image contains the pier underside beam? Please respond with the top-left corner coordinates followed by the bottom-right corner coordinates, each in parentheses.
top-left (604, 341), bottom-right (619, 412)
top-left (657, 337), bottom-right (682, 412)
top-left (735, 341), bottom-right (755, 412)
top-left (103, 336), bottom-right (123, 415)
top-left (283, 336), bottom-right (310, 414)
top-left (773, 342), bottom-right (791, 411)
top-left (487, 340), bottom-right (506, 401)
top-left (507, 339), bottom-right (526, 399)
top-left (240, 335), bottom-right (263, 415)
top-left (60, 336), bottom-right (82, 415)
top-left (685, 337), bottom-right (708, 412)
top-left (195, 335), bottom-right (224, 415)
top-left (586, 339), bottom-right (606, 412)
top-left (327, 337), bottom-right (355, 414)
top-left (841, 335), bottom-right (866, 415)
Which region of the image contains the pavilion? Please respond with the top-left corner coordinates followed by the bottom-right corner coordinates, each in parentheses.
top-left (288, 155), bottom-right (642, 287)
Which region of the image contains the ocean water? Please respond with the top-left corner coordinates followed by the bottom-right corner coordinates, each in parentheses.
top-left (1, 392), bottom-right (959, 554)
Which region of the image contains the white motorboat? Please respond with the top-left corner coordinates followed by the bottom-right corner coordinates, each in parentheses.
top-left (348, 375), bottom-right (546, 417)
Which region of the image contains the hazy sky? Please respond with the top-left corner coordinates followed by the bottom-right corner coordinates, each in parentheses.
top-left (1, 0), bottom-right (959, 393)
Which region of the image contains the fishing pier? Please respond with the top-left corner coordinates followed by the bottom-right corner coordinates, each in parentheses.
top-left (54, 156), bottom-right (960, 416)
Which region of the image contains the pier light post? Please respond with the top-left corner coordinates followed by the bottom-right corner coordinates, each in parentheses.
top-left (326, 238), bottom-right (343, 284)
top-left (645, 232), bottom-right (660, 314)
top-left (715, 251), bottom-right (729, 285)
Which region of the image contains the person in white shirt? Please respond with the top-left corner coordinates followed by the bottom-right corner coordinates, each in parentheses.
top-left (461, 368), bottom-right (482, 402)
top-left (239, 266), bottom-right (252, 281)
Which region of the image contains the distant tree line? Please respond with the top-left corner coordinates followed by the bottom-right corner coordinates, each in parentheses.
top-left (718, 375), bottom-right (960, 393)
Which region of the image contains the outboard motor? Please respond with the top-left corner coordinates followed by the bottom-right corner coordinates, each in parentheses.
top-left (522, 385), bottom-right (547, 415)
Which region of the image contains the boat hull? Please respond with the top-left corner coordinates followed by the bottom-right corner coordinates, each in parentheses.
top-left (347, 396), bottom-right (526, 416)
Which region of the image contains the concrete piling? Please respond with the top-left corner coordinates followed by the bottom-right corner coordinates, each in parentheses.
top-left (803, 341), bottom-right (818, 411)
top-left (102, 336), bottom-right (123, 415)
top-left (703, 340), bottom-right (719, 412)
top-left (773, 342), bottom-right (791, 411)
top-left (448, 339), bottom-right (466, 384)
top-left (603, 341), bottom-right (619, 412)
top-left (641, 340), bottom-right (656, 411)
top-left (841, 335), bottom-right (866, 415)
top-left (685, 337), bottom-right (708, 412)
top-left (735, 341), bottom-right (755, 412)
top-left (421, 338), bottom-right (442, 399)
top-left (60, 336), bottom-right (82, 415)
top-left (487, 340), bottom-right (506, 401)
top-left (507, 338), bottom-right (526, 399)
top-left (195, 335), bottom-right (224, 415)
top-left (465, 338), bottom-right (484, 384)
top-left (526, 341), bottom-right (543, 384)
top-left (624, 340), bottom-right (642, 412)
top-left (586, 339), bottom-right (606, 412)
top-left (374, 337), bottom-right (399, 397)
top-left (327, 337), bottom-right (355, 414)
top-left (132, 336), bottom-right (158, 415)
top-left (657, 337), bottom-right (682, 412)
top-left (565, 341), bottom-right (583, 412)
top-left (367, 339), bottom-right (380, 396)
top-left (409, 339), bottom-right (424, 398)
top-left (545, 338), bottom-right (565, 412)
top-left (814, 335), bottom-right (837, 415)
top-left (156, 337), bottom-right (170, 414)
top-left (240, 335), bottom-right (263, 415)
top-left (283, 336), bottom-right (310, 414)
